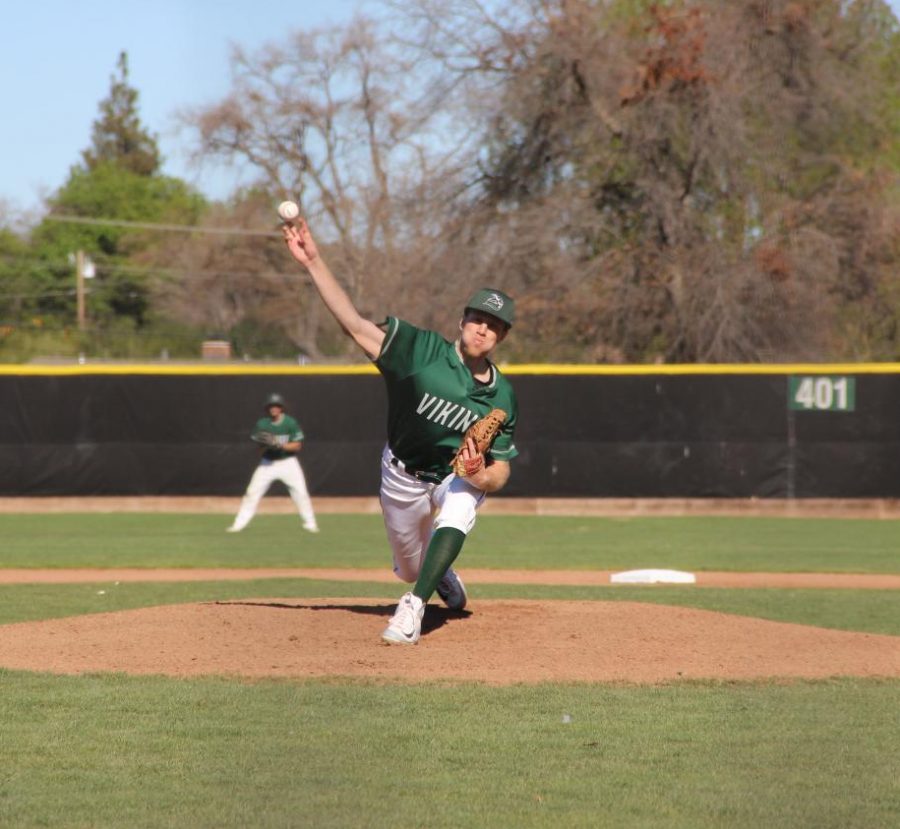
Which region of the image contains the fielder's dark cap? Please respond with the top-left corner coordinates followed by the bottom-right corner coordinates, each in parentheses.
top-left (464, 288), bottom-right (515, 328)
top-left (265, 393), bottom-right (286, 409)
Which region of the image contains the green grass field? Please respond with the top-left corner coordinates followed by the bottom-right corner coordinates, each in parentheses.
top-left (2, 512), bottom-right (898, 572)
top-left (0, 512), bottom-right (897, 828)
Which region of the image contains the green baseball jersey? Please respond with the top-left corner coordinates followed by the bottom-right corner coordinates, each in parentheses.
top-left (252, 414), bottom-right (304, 461)
top-left (375, 317), bottom-right (518, 476)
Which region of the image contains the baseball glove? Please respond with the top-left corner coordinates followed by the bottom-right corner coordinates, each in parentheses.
top-left (451, 408), bottom-right (507, 477)
top-left (252, 430), bottom-right (281, 448)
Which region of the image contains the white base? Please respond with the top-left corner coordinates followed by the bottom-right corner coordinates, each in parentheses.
top-left (610, 568), bottom-right (696, 585)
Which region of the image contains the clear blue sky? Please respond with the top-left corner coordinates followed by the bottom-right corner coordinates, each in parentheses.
top-left (2, 0), bottom-right (365, 217)
top-left (3, 0), bottom-right (899, 219)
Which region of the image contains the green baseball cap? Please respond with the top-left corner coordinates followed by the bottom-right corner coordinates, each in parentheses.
top-left (464, 288), bottom-right (515, 328)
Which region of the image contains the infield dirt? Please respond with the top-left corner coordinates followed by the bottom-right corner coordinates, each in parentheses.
top-left (0, 576), bottom-right (897, 684)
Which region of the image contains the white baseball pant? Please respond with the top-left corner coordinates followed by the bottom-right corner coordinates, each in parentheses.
top-left (231, 456), bottom-right (318, 531)
top-left (379, 444), bottom-right (485, 583)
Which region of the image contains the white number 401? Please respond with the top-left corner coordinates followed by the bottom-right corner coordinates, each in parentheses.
top-left (792, 377), bottom-right (851, 410)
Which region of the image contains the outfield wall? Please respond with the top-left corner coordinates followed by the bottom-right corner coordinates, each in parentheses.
top-left (1, 363), bottom-right (898, 498)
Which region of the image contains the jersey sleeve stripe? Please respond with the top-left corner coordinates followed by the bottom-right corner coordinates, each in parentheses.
top-left (490, 444), bottom-right (517, 460)
top-left (378, 317), bottom-right (400, 359)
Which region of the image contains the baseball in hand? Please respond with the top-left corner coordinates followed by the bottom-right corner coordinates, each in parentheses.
top-left (277, 200), bottom-right (300, 223)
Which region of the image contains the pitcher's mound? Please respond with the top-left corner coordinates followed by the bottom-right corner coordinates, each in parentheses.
top-left (0, 599), bottom-right (896, 684)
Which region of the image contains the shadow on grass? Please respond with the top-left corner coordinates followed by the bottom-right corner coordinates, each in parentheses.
top-left (212, 600), bottom-right (471, 636)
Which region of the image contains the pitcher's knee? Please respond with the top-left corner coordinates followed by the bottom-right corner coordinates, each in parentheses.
top-left (392, 558), bottom-right (420, 583)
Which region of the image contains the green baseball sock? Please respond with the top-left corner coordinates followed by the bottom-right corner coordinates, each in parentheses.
top-left (412, 527), bottom-right (466, 602)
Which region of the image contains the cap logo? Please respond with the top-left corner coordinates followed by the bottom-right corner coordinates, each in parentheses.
top-left (482, 293), bottom-right (505, 312)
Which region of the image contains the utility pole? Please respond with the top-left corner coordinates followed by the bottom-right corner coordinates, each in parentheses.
top-left (74, 251), bottom-right (95, 331)
top-left (75, 250), bottom-right (85, 331)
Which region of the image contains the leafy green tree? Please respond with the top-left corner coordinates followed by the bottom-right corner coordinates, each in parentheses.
top-left (0, 215), bottom-right (73, 360)
top-left (28, 51), bottom-right (206, 333)
top-left (33, 162), bottom-right (206, 325)
top-left (82, 51), bottom-right (161, 176)
top-left (0, 226), bottom-right (35, 323)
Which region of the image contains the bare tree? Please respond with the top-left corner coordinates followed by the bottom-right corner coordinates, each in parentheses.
top-left (178, 17), bottom-right (477, 355)
top-left (174, 0), bottom-right (899, 362)
top-left (396, 0), bottom-right (900, 362)
top-left (139, 193), bottom-right (328, 358)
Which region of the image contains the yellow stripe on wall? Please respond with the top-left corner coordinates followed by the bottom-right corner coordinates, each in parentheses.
top-left (1, 362), bottom-right (900, 376)
top-left (0, 363), bottom-right (380, 376)
top-left (501, 363), bottom-right (900, 375)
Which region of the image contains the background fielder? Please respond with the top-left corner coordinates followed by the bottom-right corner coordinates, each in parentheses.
top-left (227, 393), bottom-right (319, 534)
top-left (282, 215), bottom-right (518, 645)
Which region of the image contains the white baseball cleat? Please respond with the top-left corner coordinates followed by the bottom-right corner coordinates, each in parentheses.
top-left (303, 524), bottom-right (320, 533)
top-left (225, 525), bottom-right (242, 533)
top-left (381, 592), bottom-right (425, 645)
top-left (436, 568), bottom-right (468, 611)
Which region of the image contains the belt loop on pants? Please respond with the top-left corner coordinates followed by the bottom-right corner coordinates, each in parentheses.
top-left (389, 455), bottom-right (442, 485)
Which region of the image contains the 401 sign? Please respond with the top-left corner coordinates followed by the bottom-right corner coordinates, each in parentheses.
top-left (788, 376), bottom-right (856, 412)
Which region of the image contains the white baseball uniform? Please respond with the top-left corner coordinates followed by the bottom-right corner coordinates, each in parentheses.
top-left (229, 411), bottom-right (318, 532)
top-left (379, 444), bottom-right (485, 582)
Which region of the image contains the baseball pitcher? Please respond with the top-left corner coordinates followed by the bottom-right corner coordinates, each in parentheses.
top-left (282, 215), bottom-right (518, 645)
